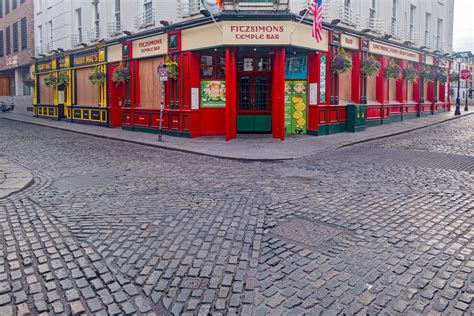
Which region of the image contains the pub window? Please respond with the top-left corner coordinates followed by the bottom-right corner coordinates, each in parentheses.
top-left (13, 22), bottom-right (18, 53)
top-left (200, 49), bottom-right (225, 79)
top-left (0, 31), bottom-right (4, 57)
top-left (21, 17), bottom-right (27, 50)
top-left (138, 57), bottom-right (164, 109)
top-left (237, 48), bottom-right (272, 72)
top-left (6, 26), bottom-right (11, 55)
top-left (12, 0), bottom-right (16, 10)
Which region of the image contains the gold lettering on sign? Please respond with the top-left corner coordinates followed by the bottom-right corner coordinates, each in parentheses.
top-left (369, 42), bottom-right (419, 62)
top-left (229, 25), bottom-right (285, 40)
top-left (139, 39), bottom-right (163, 54)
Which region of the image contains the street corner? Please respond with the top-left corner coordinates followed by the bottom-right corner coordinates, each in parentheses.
top-left (0, 158), bottom-right (34, 199)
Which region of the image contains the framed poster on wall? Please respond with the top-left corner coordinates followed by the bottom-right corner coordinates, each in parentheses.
top-left (319, 54), bottom-right (327, 103)
top-left (285, 54), bottom-right (308, 80)
top-left (200, 80), bottom-right (226, 108)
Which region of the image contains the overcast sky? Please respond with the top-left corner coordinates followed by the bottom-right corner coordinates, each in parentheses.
top-left (453, 0), bottom-right (474, 52)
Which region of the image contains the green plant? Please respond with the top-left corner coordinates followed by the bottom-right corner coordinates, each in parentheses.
top-left (332, 48), bottom-right (352, 74)
top-left (384, 59), bottom-right (402, 79)
top-left (57, 73), bottom-right (69, 90)
top-left (421, 66), bottom-right (435, 82)
top-left (436, 69), bottom-right (448, 83)
top-left (44, 74), bottom-right (57, 88)
top-left (164, 56), bottom-right (179, 79)
top-left (403, 63), bottom-right (419, 82)
top-left (112, 62), bottom-right (130, 86)
top-left (450, 72), bottom-right (458, 83)
top-left (23, 77), bottom-right (35, 87)
top-left (89, 67), bottom-right (106, 86)
top-left (361, 55), bottom-right (381, 76)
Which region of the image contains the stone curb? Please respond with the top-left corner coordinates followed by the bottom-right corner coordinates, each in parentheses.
top-left (2, 112), bottom-right (473, 162)
top-left (337, 112), bottom-right (474, 149)
top-left (0, 160), bottom-right (34, 199)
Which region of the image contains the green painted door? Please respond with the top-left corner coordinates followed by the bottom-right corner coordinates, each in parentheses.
top-left (237, 75), bottom-right (272, 133)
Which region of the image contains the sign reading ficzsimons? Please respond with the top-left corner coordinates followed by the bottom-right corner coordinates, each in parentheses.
top-left (223, 21), bottom-right (291, 45)
top-left (133, 34), bottom-right (168, 58)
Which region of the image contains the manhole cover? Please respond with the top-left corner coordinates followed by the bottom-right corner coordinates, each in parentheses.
top-left (270, 218), bottom-right (342, 247)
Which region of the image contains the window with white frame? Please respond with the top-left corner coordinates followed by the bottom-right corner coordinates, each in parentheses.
top-left (76, 8), bottom-right (82, 43)
top-left (144, 0), bottom-right (152, 25)
top-left (437, 18), bottom-right (443, 49)
top-left (48, 20), bottom-right (53, 47)
top-left (38, 25), bottom-right (43, 51)
top-left (425, 12), bottom-right (431, 46)
top-left (115, 0), bottom-right (121, 32)
top-left (94, 0), bottom-right (100, 39)
top-left (369, 0), bottom-right (376, 20)
top-left (391, 0), bottom-right (397, 24)
top-left (409, 5), bottom-right (415, 40)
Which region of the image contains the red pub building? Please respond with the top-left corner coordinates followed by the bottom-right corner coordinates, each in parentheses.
top-left (32, 13), bottom-right (452, 141)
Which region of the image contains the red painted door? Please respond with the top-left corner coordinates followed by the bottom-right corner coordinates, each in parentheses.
top-left (107, 63), bottom-right (127, 128)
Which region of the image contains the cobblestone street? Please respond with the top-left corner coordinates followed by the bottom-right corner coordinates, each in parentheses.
top-left (0, 116), bottom-right (473, 315)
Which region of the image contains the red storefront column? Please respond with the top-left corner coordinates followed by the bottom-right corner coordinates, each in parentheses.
top-left (351, 50), bottom-right (361, 104)
top-left (413, 63), bottom-right (421, 115)
top-left (272, 47), bottom-right (285, 140)
top-left (225, 48), bottom-right (237, 141)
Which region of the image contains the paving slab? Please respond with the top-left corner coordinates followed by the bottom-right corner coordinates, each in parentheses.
top-left (1, 111), bottom-right (473, 161)
top-left (0, 159), bottom-right (34, 199)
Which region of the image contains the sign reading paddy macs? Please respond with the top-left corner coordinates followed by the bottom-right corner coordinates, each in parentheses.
top-left (36, 60), bottom-right (53, 73)
top-left (73, 48), bottom-right (106, 67)
top-left (223, 21), bottom-right (292, 45)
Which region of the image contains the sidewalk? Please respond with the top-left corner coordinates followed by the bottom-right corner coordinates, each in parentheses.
top-left (1, 111), bottom-right (472, 161)
top-left (0, 157), bottom-right (34, 198)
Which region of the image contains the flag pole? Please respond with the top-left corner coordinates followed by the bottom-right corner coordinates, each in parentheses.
top-left (291, 8), bottom-right (311, 35)
top-left (209, 11), bottom-right (223, 33)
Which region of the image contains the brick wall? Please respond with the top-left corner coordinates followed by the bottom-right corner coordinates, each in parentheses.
top-left (0, 0), bottom-right (35, 70)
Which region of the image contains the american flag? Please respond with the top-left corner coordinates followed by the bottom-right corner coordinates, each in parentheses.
top-left (308, 0), bottom-right (323, 43)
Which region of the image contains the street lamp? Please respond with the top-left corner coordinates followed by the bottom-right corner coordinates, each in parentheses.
top-left (454, 55), bottom-right (463, 115)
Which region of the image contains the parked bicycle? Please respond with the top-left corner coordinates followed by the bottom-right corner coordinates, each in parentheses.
top-left (0, 97), bottom-right (15, 112)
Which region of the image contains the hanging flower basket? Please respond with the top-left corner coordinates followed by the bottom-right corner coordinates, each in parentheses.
top-left (436, 69), bottom-right (448, 83)
top-left (164, 56), bottom-right (179, 79)
top-left (384, 59), bottom-right (402, 79)
top-left (23, 77), bottom-right (35, 87)
top-left (361, 55), bottom-right (381, 76)
top-left (331, 48), bottom-right (352, 74)
top-left (403, 63), bottom-right (419, 82)
top-left (57, 73), bottom-right (69, 90)
top-left (421, 66), bottom-right (435, 82)
top-left (112, 62), bottom-right (130, 86)
top-left (44, 73), bottom-right (57, 88)
top-left (89, 67), bottom-right (106, 86)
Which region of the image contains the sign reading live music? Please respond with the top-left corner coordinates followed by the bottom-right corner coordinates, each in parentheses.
top-left (222, 21), bottom-right (292, 45)
top-left (133, 34), bottom-right (168, 58)
top-left (368, 41), bottom-right (419, 62)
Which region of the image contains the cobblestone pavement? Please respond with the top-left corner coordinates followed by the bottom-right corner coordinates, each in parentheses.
top-left (0, 115), bottom-right (473, 315)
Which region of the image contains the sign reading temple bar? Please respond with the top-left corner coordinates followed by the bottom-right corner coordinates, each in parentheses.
top-left (368, 41), bottom-right (419, 62)
top-left (223, 21), bottom-right (292, 45)
top-left (133, 34), bottom-right (168, 58)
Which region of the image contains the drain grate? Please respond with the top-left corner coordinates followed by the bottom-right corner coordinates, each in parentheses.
top-left (270, 218), bottom-right (343, 248)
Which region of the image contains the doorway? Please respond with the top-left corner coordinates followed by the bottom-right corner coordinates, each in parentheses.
top-left (236, 48), bottom-right (273, 133)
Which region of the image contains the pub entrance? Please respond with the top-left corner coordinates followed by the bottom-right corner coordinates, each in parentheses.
top-left (236, 47), bottom-right (273, 133)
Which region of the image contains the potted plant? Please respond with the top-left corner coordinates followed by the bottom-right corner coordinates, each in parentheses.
top-left (57, 73), bottom-right (69, 90)
top-left (421, 66), bottom-right (435, 82)
top-left (44, 73), bottom-right (57, 88)
top-left (164, 56), bottom-right (179, 79)
top-left (384, 59), bottom-right (402, 79)
top-left (112, 62), bottom-right (130, 86)
top-left (361, 55), bottom-right (381, 76)
top-left (332, 48), bottom-right (352, 74)
top-left (403, 63), bottom-right (419, 82)
top-left (436, 68), bottom-right (448, 83)
top-left (23, 77), bottom-right (35, 87)
top-left (89, 67), bottom-right (106, 86)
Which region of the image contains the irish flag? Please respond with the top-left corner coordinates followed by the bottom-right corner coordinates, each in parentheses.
top-left (201, 0), bottom-right (224, 15)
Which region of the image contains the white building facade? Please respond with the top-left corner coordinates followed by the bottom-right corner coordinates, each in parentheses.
top-left (290, 0), bottom-right (454, 54)
top-left (34, 0), bottom-right (454, 56)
